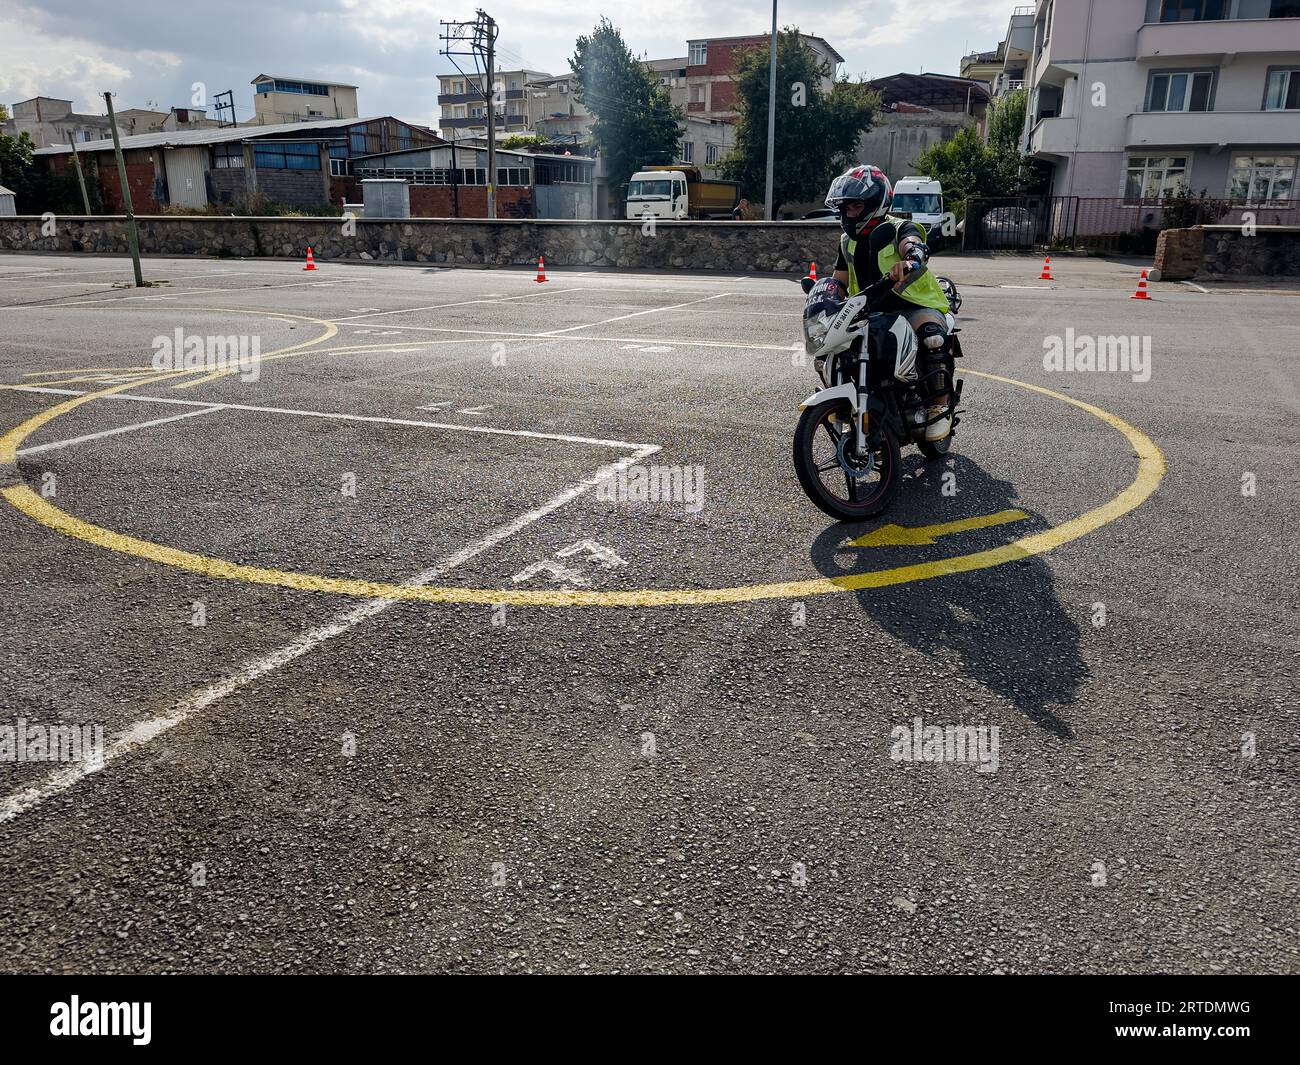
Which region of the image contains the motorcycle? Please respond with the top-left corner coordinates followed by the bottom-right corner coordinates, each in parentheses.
top-left (792, 264), bottom-right (964, 521)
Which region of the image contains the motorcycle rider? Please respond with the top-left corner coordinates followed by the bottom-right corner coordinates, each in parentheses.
top-left (822, 164), bottom-right (953, 442)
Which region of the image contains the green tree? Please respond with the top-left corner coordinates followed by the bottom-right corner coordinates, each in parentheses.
top-left (0, 131), bottom-right (95, 213)
top-left (914, 125), bottom-right (999, 218)
top-left (501, 134), bottom-right (546, 150)
top-left (719, 29), bottom-right (878, 217)
top-left (570, 18), bottom-right (683, 210)
top-left (985, 88), bottom-right (1028, 191)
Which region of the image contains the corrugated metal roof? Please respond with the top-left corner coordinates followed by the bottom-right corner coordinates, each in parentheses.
top-left (33, 116), bottom-right (389, 156)
top-left (0, 184), bottom-right (15, 196)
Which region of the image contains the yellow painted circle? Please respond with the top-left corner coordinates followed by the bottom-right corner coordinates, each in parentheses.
top-left (2, 327), bottom-right (1165, 608)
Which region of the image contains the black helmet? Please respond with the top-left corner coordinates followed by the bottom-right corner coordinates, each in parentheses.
top-left (825, 164), bottom-right (892, 239)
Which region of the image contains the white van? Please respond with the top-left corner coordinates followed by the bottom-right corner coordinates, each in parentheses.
top-left (891, 176), bottom-right (945, 233)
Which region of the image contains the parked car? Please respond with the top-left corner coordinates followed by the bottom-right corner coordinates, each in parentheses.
top-left (980, 206), bottom-right (1042, 248)
top-left (799, 208), bottom-right (838, 221)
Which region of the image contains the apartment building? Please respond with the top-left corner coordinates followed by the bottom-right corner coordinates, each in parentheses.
top-left (251, 75), bottom-right (358, 125)
top-left (3, 97), bottom-right (118, 147)
top-left (1024, 0), bottom-right (1300, 203)
top-left (962, 6), bottom-right (1037, 99)
top-left (437, 69), bottom-right (550, 140)
top-left (684, 33), bottom-right (843, 120)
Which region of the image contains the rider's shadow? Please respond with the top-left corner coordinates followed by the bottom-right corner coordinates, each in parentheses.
top-left (809, 452), bottom-right (1087, 739)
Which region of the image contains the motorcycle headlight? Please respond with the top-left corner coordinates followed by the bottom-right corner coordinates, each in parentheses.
top-left (803, 317), bottom-right (829, 354)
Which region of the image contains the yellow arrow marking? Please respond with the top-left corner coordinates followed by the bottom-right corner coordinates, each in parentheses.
top-left (849, 508), bottom-right (1029, 548)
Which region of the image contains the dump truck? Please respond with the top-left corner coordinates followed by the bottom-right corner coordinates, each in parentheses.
top-left (625, 165), bottom-right (741, 220)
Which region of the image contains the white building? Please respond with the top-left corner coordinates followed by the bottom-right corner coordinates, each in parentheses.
top-left (1023, 0), bottom-right (1300, 203)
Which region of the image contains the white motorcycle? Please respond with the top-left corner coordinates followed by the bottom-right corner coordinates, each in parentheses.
top-left (792, 268), bottom-right (964, 521)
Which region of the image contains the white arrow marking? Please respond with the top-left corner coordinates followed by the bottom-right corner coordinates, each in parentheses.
top-left (556, 539), bottom-right (627, 569)
top-left (456, 405), bottom-right (494, 415)
top-left (511, 560), bottom-right (590, 586)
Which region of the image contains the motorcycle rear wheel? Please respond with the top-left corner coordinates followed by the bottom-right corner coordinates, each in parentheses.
top-left (793, 400), bottom-right (901, 521)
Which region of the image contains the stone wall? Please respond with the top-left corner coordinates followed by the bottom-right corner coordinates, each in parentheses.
top-left (0, 215), bottom-right (840, 273)
top-left (1154, 225), bottom-right (1300, 281)
top-left (1196, 225), bottom-right (1300, 280)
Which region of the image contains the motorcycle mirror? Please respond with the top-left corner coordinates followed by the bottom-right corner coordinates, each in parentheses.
top-left (800, 277), bottom-right (815, 294)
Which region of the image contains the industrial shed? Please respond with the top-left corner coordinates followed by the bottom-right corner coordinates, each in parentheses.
top-left (33, 117), bottom-right (440, 213)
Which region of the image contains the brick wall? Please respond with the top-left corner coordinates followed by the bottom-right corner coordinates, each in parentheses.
top-left (95, 150), bottom-right (161, 213)
top-left (254, 168), bottom-right (330, 210)
top-left (407, 185), bottom-right (533, 219)
top-left (1153, 227), bottom-right (1204, 281)
top-left (710, 82), bottom-right (737, 113)
top-left (210, 168), bottom-right (248, 207)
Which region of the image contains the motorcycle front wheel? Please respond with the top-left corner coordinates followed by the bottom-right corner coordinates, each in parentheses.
top-left (792, 400), bottom-right (901, 521)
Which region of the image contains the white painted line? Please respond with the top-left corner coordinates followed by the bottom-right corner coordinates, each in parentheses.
top-left (538, 293), bottom-right (728, 335)
top-left (999, 284), bottom-right (1052, 290)
top-left (0, 441), bottom-right (660, 824)
top-left (3, 385), bottom-right (651, 451)
top-left (330, 322), bottom-right (795, 351)
top-left (1180, 280), bottom-right (1209, 294)
top-left (45, 279), bottom-right (362, 306)
top-left (330, 286), bottom-right (583, 322)
top-left (16, 405), bottom-right (224, 456)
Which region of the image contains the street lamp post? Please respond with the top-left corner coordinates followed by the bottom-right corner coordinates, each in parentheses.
top-left (763, 0), bottom-right (777, 220)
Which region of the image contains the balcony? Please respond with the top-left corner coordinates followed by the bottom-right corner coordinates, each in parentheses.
top-left (1136, 17), bottom-right (1300, 59)
top-left (1027, 116), bottom-right (1076, 156)
top-left (437, 88), bottom-right (526, 106)
top-left (1126, 108), bottom-right (1300, 148)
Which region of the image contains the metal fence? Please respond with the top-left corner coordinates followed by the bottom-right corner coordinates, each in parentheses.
top-left (962, 196), bottom-right (1300, 255)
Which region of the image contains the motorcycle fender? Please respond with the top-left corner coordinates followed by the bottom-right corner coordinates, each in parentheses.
top-left (799, 382), bottom-right (859, 412)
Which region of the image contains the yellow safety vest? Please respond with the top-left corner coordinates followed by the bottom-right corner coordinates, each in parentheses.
top-left (843, 216), bottom-right (950, 314)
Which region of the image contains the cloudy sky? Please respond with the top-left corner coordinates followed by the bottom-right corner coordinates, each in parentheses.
top-left (1, 0), bottom-right (1020, 125)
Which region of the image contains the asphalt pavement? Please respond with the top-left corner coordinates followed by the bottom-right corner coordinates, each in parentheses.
top-left (0, 250), bottom-right (1295, 973)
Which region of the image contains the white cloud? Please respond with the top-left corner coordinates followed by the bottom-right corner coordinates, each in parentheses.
top-left (2, 1), bottom-right (1025, 123)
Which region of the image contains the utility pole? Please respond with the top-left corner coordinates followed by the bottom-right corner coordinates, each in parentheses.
top-left (440, 9), bottom-right (499, 219)
top-left (69, 141), bottom-right (92, 214)
top-left (764, 0), bottom-right (778, 221)
top-left (450, 132), bottom-right (460, 217)
top-left (484, 10), bottom-right (497, 221)
top-left (213, 90), bottom-right (236, 128)
top-left (102, 92), bottom-right (145, 287)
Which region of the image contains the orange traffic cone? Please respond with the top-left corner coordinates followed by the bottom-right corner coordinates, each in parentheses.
top-left (303, 246), bottom-right (317, 271)
top-left (1131, 269), bottom-right (1152, 300)
top-left (535, 255), bottom-right (548, 283)
top-left (1039, 255), bottom-right (1054, 281)
top-left (809, 261), bottom-right (818, 282)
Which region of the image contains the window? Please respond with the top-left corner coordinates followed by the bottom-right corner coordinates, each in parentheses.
top-left (1124, 155), bottom-right (1188, 200)
top-left (214, 144), bottom-right (244, 169)
top-left (496, 166), bottom-right (529, 186)
top-left (1228, 155), bottom-right (1295, 203)
top-left (1146, 71), bottom-right (1213, 112)
top-left (266, 80), bottom-right (330, 96)
top-left (705, 143), bottom-right (722, 165)
top-left (329, 158), bottom-right (352, 177)
top-left (688, 42), bottom-right (707, 66)
top-left (1158, 0), bottom-right (1227, 20)
top-left (1265, 69), bottom-right (1300, 110)
top-left (690, 84), bottom-right (705, 104)
top-left (253, 142), bottom-right (320, 170)
top-left (679, 139), bottom-right (694, 164)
